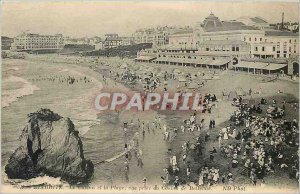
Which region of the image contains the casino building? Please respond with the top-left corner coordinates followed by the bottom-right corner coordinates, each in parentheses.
top-left (136, 13), bottom-right (299, 75)
top-left (10, 33), bottom-right (64, 52)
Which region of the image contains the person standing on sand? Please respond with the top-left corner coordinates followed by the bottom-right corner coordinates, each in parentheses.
top-left (174, 176), bottom-right (179, 189)
top-left (124, 165), bottom-right (129, 182)
top-left (186, 165), bottom-right (191, 181)
top-left (141, 121), bottom-right (145, 130)
top-left (137, 150), bottom-right (143, 168)
top-left (223, 130), bottom-right (229, 140)
top-left (143, 177), bottom-right (147, 188)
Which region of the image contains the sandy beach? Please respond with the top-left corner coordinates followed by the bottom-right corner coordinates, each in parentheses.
top-left (1, 55), bottom-right (299, 192)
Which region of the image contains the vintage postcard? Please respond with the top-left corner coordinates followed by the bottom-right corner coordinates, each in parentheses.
top-left (1, 0), bottom-right (299, 193)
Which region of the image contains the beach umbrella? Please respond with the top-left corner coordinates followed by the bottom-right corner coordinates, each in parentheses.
top-left (228, 91), bottom-right (238, 100)
top-left (173, 69), bottom-right (182, 74)
top-left (236, 87), bottom-right (246, 96)
top-left (178, 77), bottom-right (187, 82)
top-left (203, 75), bottom-right (213, 80)
top-left (212, 75), bottom-right (220, 80)
top-left (188, 82), bottom-right (199, 89)
top-left (120, 63), bottom-right (128, 69)
top-left (156, 72), bottom-right (163, 77)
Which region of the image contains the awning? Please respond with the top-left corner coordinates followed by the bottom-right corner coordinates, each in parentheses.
top-left (234, 61), bottom-right (268, 69)
top-left (173, 69), bottom-right (182, 73)
top-left (264, 63), bottom-right (287, 71)
top-left (235, 61), bottom-right (287, 71)
top-left (135, 56), bottom-right (156, 61)
top-left (198, 58), bottom-right (213, 64)
top-left (209, 59), bottom-right (231, 66)
top-left (155, 57), bottom-right (208, 65)
top-left (178, 77), bottom-right (187, 82)
top-left (188, 83), bottom-right (199, 89)
top-left (120, 64), bottom-right (128, 68)
top-left (154, 57), bottom-right (232, 66)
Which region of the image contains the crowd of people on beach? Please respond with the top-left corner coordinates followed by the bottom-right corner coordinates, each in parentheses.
top-left (77, 56), bottom-right (298, 188)
top-left (228, 98), bottom-right (299, 185)
top-left (121, 114), bottom-right (166, 183)
top-left (29, 75), bottom-right (92, 85)
top-left (165, 93), bottom-right (299, 188)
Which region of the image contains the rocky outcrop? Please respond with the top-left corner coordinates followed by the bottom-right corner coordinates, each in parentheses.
top-left (5, 109), bottom-right (94, 184)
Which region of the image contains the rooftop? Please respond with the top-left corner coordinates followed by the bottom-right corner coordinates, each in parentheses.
top-left (201, 13), bottom-right (259, 32)
top-left (250, 17), bottom-right (268, 24)
top-left (204, 25), bottom-right (258, 32)
top-left (236, 16), bottom-right (269, 26)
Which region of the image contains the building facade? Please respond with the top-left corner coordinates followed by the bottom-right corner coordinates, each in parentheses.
top-left (10, 33), bottom-right (64, 51)
top-left (120, 36), bottom-right (134, 46)
top-left (168, 30), bottom-right (194, 48)
top-left (137, 13), bottom-right (299, 75)
top-left (133, 26), bottom-right (193, 47)
top-left (104, 34), bottom-right (122, 49)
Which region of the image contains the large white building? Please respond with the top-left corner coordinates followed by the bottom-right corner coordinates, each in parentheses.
top-left (133, 26), bottom-right (193, 47)
top-left (104, 34), bottom-right (122, 49)
top-left (11, 33), bottom-right (64, 51)
top-left (165, 13), bottom-right (299, 60)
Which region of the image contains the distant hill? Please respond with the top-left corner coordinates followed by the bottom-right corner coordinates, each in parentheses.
top-left (84, 43), bottom-right (153, 58)
top-left (1, 36), bottom-right (14, 50)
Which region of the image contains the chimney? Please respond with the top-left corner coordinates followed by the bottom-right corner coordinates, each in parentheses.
top-left (281, 12), bottom-right (284, 31)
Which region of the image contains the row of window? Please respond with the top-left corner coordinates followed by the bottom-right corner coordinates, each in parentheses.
top-left (254, 46), bottom-right (297, 53)
top-left (24, 46), bottom-right (61, 49)
top-left (276, 54), bottom-right (292, 58)
top-left (158, 54), bottom-right (197, 59)
top-left (245, 37), bottom-right (264, 42)
top-left (24, 40), bottom-right (61, 43)
top-left (25, 43), bottom-right (59, 46)
top-left (202, 46), bottom-right (240, 52)
top-left (160, 50), bottom-right (196, 53)
top-left (254, 46), bottom-right (267, 52)
top-left (24, 38), bottom-right (62, 41)
top-left (245, 37), bottom-right (297, 43)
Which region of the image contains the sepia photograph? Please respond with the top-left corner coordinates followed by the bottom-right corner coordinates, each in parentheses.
top-left (1, 0), bottom-right (299, 193)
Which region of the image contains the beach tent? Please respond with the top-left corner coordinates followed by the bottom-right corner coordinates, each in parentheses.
top-left (132, 66), bottom-right (140, 71)
top-left (188, 82), bottom-right (199, 89)
top-left (120, 63), bottom-right (128, 69)
top-left (178, 77), bottom-right (187, 82)
top-left (228, 91), bottom-right (238, 100)
top-left (203, 74), bottom-right (213, 80)
top-left (197, 71), bottom-right (205, 76)
top-left (236, 87), bottom-right (247, 96)
top-left (156, 72), bottom-right (163, 77)
top-left (173, 69), bottom-right (182, 74)
top-left (212, 75), bottom-right (221, 80)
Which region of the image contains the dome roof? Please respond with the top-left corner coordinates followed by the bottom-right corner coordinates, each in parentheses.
top-left (203, 13), bottom-right (223, 30)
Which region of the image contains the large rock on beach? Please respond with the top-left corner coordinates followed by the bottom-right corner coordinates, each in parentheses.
top-left (5, 109), bottom-right (94, 184)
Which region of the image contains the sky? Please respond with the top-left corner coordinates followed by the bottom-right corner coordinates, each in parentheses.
top-left (1, 1), bottom-right (299, 38)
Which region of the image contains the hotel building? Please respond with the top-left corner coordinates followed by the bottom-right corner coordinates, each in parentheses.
top-left (10, 33), bottom-right (64, 51)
